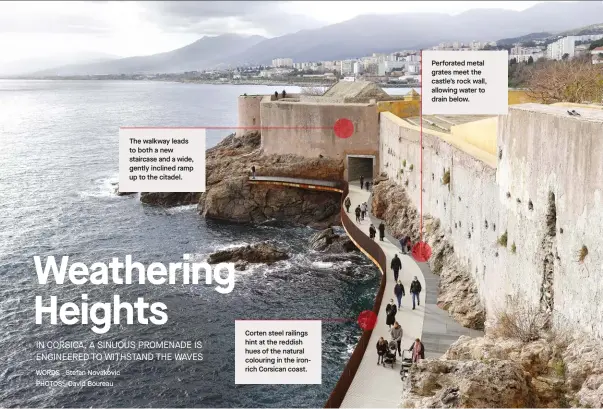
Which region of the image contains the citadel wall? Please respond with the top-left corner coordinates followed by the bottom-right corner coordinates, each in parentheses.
top-left (237, 95), bottom-right (263, 135)
top-left (380, 106), bottom-right (603, 338)
top-left (260, 99), bottom-right (380, 181)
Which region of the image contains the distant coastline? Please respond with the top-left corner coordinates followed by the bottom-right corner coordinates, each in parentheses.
top-left (0, 76), bottom-right (420, 88)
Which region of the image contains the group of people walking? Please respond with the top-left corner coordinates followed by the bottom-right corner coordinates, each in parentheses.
top-left (360, 175), bottom-right (371, 191)
top-left (376, 334), bottom-right (425, 365)
top-left (375, 255), bottom-right (425, 368)
top-left (345, 177), bottom-right (427, 368)
top-left (378, 276), bottom-right (425, 366)
top-left (369, 222), bottom-right (385, 241)
top-left (354, 202), bottom-right (368, 222)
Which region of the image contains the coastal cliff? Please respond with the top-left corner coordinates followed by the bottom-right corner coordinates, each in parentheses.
top-left (141, 132), bottom-right (344, 228)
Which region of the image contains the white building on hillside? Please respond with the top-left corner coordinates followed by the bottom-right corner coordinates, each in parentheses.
top-left (547, 37), bottom-right (575, 60)
top-left (592, 47), bottom-right (603, 64)
top-left (340, 60), bottom-right (355, 75)
top-left (353, 62), bottom-right (364, 75)
top-left (272, 58), bottom-right (293, 68)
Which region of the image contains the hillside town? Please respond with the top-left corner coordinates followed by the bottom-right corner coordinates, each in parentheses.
top-left (10, 27), bottom-right (603, 87)
top-left (182, 29), bottom-right (603, 86)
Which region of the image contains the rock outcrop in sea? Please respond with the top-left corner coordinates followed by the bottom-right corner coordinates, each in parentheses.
top-left (308, 227), bottom-right (358, 253)
top-left (199, 132), bottom-right (343, 228)
top-left (371, 175), bottom-right (485, 330)
top-left (137, 132), bottom-right (344, 229)
top-left (207, 242), bottom-right (289, 271)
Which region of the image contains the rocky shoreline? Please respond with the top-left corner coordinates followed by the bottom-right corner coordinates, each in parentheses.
top-left (136, 131), bottom-right (344, 229)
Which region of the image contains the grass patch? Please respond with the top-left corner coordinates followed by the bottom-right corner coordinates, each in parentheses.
top-left (402, 159), bottom-right (406, 167)
top-left (409, 164), bottom-right (414, 171)
top-left (551, 359), bottom-right (566, 377)
top-left (498, 231), bottom-right (508, 247)
top-left (511, 242), bottom-right (516, 253)
top-left (578, 245), bottom-right (588, 263)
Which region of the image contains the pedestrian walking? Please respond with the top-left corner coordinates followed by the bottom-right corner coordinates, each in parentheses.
top-left (369, 223), bottom-right (376, 240)
top-left (366, 181), bottom-right (371, 191)
top-left (355, 205), bottom-right (361, 223)
top-left (251, 165), bottom-right (256, 179)
top-left (282, 89), bottom-right (287, 98)
top-left (376, 337), bottom-right (388, 365)
top-left (385, 299), bottom-right (397, 329)
top-left (274, 91), bottom-right (278, 100)
top-left (390, 254), bottom-right (402, 282)
top-left (408, 338), bottom-right (425, 363)
top-left (390, 321), bottom-right (403, 357)
top-left (360, 175), bottom-right (364, 190)
top-left (394, 280), bottom-right (405, 309)
top-left (410, 276), bottom-right (422, 310)
top-left (344, 197), bottom-right (351, 213)
top-left (400, 236), bottom-right (411, 254)
top-left (378, 222), bottom-right (385, 241)
top-left (360, 202), bottom-right (367, 220)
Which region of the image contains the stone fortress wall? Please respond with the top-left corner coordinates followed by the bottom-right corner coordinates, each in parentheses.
top-left (236, 83), bottom-right (603, 338)
top-left (237, 95), bottom-right (264, 134)
top-left (259, 98), bottom-right (380, 180)
top-left (380, 105), bottom-right (603, 338)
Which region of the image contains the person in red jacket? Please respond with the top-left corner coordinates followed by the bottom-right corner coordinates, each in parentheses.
top-left (408, 338), bottom-right (425, 363)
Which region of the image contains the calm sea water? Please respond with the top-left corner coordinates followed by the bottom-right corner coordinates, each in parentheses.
top-left (0, 81), bottom-right (407, 408)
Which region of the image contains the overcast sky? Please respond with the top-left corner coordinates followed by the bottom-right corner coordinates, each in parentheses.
top-left (0, 1), bottom-right (546, 64)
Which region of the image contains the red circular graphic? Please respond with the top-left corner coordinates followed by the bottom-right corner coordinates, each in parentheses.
top-left (412, 241), bottom-right (432, 262)
top-left (357, 310), bottom-right (378, 330)
top-left (334, 118), bottom-right (354, 138)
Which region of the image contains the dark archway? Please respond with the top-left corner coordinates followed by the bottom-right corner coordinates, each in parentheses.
top-left (347, 155), bottom-right (375, 182)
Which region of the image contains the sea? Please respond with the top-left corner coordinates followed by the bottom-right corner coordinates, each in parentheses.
top-left (0, 80), bottom-right (411, 408)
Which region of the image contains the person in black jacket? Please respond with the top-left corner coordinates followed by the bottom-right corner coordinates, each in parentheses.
top-left (378, 222), bottom-right (385, 241)
top-left (376, 337), bottom-right (388, 365)
top-left (385, 299), bottom-right (397, 328)
top-left (390, 254), bottom-right (402, 282)
top-left (369, 224), bottom-right (376, 240)
top-left (408, 338), bottom-right (425, 363)
top-left (251, 165), bottom-right (256, 179)
top-left (344, 197), bottom-right (351, 213)
top-left (394, 280), bottom-right (405, 309)
top-left (355, 205), bottom-right (361, 223)
top-left (410, 276), bottom-right (422, 310)
top-left (360, 175), bottom-right (364, 190)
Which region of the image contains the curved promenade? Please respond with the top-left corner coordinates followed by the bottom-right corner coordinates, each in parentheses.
top-left (249, 176), bottom-right (482, 408)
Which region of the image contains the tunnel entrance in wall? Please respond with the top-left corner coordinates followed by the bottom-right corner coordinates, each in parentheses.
top-left (347, 155), bottom-right (375, 182)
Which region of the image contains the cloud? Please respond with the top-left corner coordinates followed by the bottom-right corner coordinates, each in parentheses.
top-left (0, 2), bottom-right (114, 33)
top-left (139, 1), bottom-right (325, 37)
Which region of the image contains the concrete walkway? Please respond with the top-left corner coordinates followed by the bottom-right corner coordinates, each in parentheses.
top-left (247, 175), bottom-right (484, 406)
top-left (340, 182), bottom-right (426, 408)
top-left (249, 175), bottom-right (340, 188)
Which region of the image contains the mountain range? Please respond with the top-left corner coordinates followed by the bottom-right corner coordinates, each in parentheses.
top-left (16, 1), bottom-right (603, 76)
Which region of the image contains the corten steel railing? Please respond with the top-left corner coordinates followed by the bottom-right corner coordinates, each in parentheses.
top-left (247, 177), bottom-right (388, 408)
top-left (324, 180), bottom-right (388, 408)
